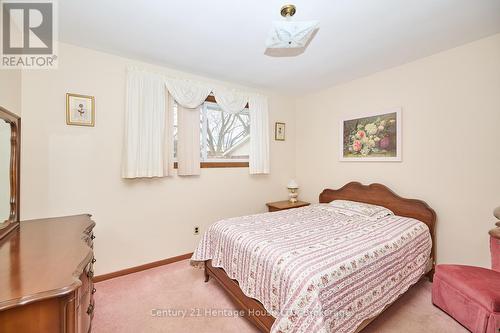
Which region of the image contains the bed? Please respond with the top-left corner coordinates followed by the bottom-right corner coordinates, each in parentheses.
top-left (192, 182), bottom-right (436, 333)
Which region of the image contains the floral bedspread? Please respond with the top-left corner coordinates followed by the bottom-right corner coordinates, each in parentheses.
top-left (192, 204), bottom-right (431, 333)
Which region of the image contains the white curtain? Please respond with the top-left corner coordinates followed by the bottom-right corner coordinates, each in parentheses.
top-left (122, 70), bottom-right (170, 178)
top-left (164, 93), bottom-right (176, 176)
top-left (164, 79), bottom-right (211, 176)
top-left (176, 105), bottom-right (201, 176)
top-left (123, 69), bottom-right (270, 178)
top-left (249, 94), bottom-right (270, 174)
top-left (212, 87), bottom-right (249, 114)
top-left (165, 78), bottom-right (211, 108)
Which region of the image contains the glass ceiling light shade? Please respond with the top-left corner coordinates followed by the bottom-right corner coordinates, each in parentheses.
top-left (265, 20), bottom-right (319, 49)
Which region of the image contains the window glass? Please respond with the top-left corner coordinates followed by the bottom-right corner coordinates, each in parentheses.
top-left (173, 101), bottom-right (250, 162)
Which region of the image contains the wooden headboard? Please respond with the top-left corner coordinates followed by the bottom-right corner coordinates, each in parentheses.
top-left (319, 182), bottom-right (437, 264)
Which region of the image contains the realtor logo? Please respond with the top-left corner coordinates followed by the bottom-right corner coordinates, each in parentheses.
top-left (1, 0), bottom-right (57, 68)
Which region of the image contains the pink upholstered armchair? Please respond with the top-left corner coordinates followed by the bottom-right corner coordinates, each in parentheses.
top-left (432, 217), bottom-right (500, 333)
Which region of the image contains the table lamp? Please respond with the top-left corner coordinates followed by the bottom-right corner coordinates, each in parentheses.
top-left (287, 180), bottom-right (299, 203)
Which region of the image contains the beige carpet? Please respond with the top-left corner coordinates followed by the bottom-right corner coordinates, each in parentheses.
top-left (93, 260), bottom-right (468, 333)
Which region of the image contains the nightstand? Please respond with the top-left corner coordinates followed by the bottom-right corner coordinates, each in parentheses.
top-left (266, 200), bottom-right (310, 212)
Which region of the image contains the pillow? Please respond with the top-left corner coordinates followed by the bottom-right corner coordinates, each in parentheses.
top-left (329, 200), bottom-right (394, 221)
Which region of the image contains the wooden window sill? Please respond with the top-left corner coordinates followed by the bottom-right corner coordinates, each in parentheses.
top-left (173, 162), bottom-right (249, 169)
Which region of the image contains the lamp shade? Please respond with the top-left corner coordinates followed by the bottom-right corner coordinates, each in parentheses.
top-left (494, 206), bottom-right (500, 220)
top-left (266, 20), bottom-right (319, 49)
top-left (287, 180), bottom-right (299, 189)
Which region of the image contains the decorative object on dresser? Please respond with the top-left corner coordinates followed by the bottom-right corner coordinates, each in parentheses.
top-left (66, 93), bottom-right (95, 127)
top-left (266, 199), bottom-right (310, 212)
top-left (491, 208), bottom-right (500, 272)
top-left (494, 206), bottom-right (500, 220)
top-left (340, 108), bottom-right (401, 162)
top-left (201, 182), bottom-right (436, 333)
top-left (0, 214), bottom-right (96, 333)
top-left (286, 179), bottom-right (299, 202)
top-left (0, 107), bottom-right (20, 240)
top-left (274, 122), bottom-right (285, 141)
top-left (490, 226), bottom-right (500, 272)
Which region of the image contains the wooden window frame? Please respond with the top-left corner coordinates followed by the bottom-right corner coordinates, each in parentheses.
top-left (174, 161), bottom-right (249, 169)
top-left (205, 95), bottom-right (249, 108)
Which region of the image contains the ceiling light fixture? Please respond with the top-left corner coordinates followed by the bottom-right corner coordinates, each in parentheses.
top-left (280, 4), bottom-right (296, 18)
top-left (265, 4), bottom-right (319, 49)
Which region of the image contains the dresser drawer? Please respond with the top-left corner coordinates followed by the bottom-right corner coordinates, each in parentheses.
top-left (83, 232), bottom-right (95, 248)
top-left (79, 263), bottom-right (91, 293)
top-left (78, 291), bottom-right (93, 333)
top-left (78, 259), bottom-right (95, 333)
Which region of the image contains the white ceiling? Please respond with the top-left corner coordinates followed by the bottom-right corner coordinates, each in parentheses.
top-left (59, 0), bottom-right (500, 93)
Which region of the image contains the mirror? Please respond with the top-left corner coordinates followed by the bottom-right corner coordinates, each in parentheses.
top-left (0, 106), bottom-right (20, 240)
top-left (0, 120), bottom-right (10, 224)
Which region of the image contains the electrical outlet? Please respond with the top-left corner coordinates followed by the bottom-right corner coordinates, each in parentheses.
top-left (194, 226), bottom-right (200, 235)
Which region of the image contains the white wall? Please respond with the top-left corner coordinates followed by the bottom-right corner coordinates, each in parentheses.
top-left (20, 43), bottom-right (296, 275)
top-left (295, 34), bottom-right (500, 268)
top-left (0, 69), bottom-right (21, 115)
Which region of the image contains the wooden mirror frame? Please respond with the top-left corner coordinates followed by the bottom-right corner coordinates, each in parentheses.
top-left (0, 106), bottom-right (20, 240)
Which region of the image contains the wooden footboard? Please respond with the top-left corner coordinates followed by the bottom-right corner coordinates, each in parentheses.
top-left (204, 258), bottom-right (433, 333)
top-left (205, 260), bottom-right (274, 332)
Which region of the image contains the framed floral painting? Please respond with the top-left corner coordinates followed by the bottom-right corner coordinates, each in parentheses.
top-left (340, 108), bottom-right (401, 162)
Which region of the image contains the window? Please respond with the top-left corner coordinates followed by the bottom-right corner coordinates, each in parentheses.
top-left (173, 99), bottom-right (250, 167)
top-left (201, 102), bottom-right (250, 161)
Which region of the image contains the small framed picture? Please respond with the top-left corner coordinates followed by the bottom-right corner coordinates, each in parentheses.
top-left (66, 93), bottom-right (95, 127)
top-left (275, 122), bottom-right (285, 141)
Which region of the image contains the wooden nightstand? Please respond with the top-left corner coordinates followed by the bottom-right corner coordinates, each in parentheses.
top-left (266, 200), bottom-right (310, 212)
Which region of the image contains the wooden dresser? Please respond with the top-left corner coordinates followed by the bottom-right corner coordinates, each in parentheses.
top-left (0, 214), bottom-right (96, 333)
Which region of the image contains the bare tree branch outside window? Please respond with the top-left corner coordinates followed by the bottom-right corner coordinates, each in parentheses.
top-left (173, 102), bottom-right (250, 161)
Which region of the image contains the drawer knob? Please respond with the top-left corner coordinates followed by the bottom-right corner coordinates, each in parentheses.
top-left (91, 234), bottom-right (96, 240)
top-left (92, 287), bottom-right (96, 294)
top-left (92, 258), bottom-right (96, 264)
top-left (87, 303), bottom-right (94, 315)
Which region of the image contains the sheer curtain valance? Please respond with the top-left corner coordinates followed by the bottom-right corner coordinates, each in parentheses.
top-left (122, 69), bottom-right (270, 178)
